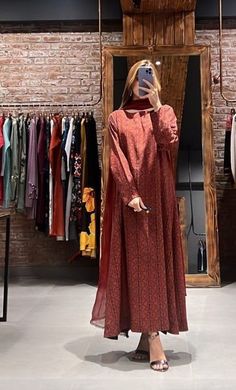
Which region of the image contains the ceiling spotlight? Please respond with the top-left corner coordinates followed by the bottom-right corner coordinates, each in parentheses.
top-left (133, 0), bottom-right (141, 9)
top-left (155, 60), bottom-right (161, 66)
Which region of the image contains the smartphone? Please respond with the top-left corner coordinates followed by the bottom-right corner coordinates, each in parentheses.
top-left (138, 66), bottom-right (153, 97)
top-left (140, 204), bottom-right (152, 213)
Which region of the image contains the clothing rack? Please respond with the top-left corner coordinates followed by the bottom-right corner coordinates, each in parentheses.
top-left (0, 110), bottom-right (101, 251)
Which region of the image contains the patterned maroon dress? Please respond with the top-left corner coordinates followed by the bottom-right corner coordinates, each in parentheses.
top-left (91, 104), bottom-right (188, 338)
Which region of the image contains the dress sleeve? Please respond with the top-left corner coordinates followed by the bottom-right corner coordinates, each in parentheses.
top-left (156, 105), bottom-right (179, 151)
top-left (108, 112), bottom-right (140, 205)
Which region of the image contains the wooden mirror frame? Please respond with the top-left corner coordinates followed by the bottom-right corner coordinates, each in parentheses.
top-left (101, 44), bottom-right (221, 287)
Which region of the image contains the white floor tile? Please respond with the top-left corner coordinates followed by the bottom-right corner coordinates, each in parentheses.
top-left (0, 280), bottom-right (235, 389)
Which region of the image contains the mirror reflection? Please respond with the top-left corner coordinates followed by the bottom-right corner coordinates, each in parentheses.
top-left (113, 55), bottom-right (206, 274)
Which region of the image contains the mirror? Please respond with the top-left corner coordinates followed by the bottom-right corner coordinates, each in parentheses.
top-left (102, 45), bottom-right (220, 287)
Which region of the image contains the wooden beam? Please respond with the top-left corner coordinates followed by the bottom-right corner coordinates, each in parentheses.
top-left (120, 0), bottom-right (197, 14)
top-left (123, 12), bottom-right (196, 46)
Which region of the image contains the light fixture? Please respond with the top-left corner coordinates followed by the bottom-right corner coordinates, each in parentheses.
top-left (155, 60), bottom-right (161, 66)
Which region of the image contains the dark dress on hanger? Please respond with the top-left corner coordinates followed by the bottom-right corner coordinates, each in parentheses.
top-left (36, 116), bottom-right (47, 231)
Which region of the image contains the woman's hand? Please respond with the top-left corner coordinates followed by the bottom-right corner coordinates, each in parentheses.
top-left (139, 79), bottom-right (162, 111)
top-left (128, 196), bottom-right (147, 212)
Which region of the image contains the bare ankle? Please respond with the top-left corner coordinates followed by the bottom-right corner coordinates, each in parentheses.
top-left (148, 332), bottom-right (159, 340)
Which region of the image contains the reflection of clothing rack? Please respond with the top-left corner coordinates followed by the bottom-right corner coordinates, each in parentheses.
top-left (230, 111), bottom-right (236, 183)
top-left (187, 149), bottom-right (206, 238)
top-left (224, 108), bottom-right (235, 174)
top-left (186, 149), bottom-right (207, 273)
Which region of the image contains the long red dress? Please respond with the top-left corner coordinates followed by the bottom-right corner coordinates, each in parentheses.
top-left (91, 104), bottom-right (188, 338)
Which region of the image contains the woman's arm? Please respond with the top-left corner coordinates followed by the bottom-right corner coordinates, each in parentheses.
top-left (108, 112), bottom-right (140, 205)
top-left (156, 105), bottom-right (178, 150)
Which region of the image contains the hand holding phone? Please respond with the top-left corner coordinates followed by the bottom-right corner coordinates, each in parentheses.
top-left (137, 65), bottom-right (161, 110)
top-left (138, 66), bottom-right (154, 97)
top-left (140, 204), bottom-right (151, 213)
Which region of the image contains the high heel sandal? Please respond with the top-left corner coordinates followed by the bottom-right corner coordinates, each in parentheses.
top-left (148, 332), bottom-right (169, 372)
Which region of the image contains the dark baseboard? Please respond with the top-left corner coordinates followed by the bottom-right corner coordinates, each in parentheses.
top-left (0, 263), bottom-right (99, 285)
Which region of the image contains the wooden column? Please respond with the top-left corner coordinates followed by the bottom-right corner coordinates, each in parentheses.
top-left (122, 11), bottom-right (195, 47)
top-left (120, 0), bottom-right (197, 176)
top-left (121, 0), bottom-right (196, 47)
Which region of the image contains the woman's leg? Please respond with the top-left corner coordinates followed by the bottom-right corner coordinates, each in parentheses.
top-left (129, 333), bottom-right (149, 362)
top-left (136, 332), bottom-right (149, 351)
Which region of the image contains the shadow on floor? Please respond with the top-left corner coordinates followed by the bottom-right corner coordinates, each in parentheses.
top-left (65, 334), bottom-right (192, 372)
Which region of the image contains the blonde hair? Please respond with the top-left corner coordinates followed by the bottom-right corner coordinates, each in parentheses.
top-left (119, 59), bottom-right (161, 109)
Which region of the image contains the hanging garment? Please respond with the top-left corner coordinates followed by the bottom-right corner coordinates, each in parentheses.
top-left (36, 116), bottom-right (47, 231)
top-left (25, 117), bottom-right (38, 219)
top-left (48, 118), bottom-right (54, 235)
top-left (65, 117), bottom-right (74, 241)
top-left (65, 116), bottom-right (74, 173)
top-left (230, 114), bottom-right (236, 182)
top-left (10, 117), bottom-right (20, 203)
top-left (43, 116), bottom-right (51, 233)
top-left (85, 115), bottom-right (101, 256)
top-left (80, 117), bottom-right (87, 192)
top-left (80, 187), bottom-right (96, 257)
top-left (1, 117), bottom-right (12, 208)
top-left (69, 116), bottom-right (83, 240)
top-left (61, 116), bottom-right (70, 173)
top-left (61, 116), bottom-right (69, 218)
top-left (91, 105), bottom-right (188, 338)
top-left (84, 115), bottom-right (101, 194)
top-left (80, 115), bottom-right (100, 257)
top-left (49, 114), bottom-right (65, 238)
top-left (197, 239), bottom-right (207, 273)
top-left (17, 115), bottom-right (27, 211)
top-left (0, 115), bottom-right (5, 205)
top-left (224, 112), bottom-right (233, 174)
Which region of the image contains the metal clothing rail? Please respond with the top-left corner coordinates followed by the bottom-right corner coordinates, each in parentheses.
top-left (0, 103), bottom-right (96, 109)
top-left (0, 0), bottom-right (103, 109)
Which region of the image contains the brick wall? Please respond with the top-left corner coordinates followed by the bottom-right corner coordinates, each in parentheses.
top-left (0, 28), bottom-right (236, 278)
top-left (0, 31), bottom-right (122, 267)
top-left (196, 30), bottom-right (236, 278)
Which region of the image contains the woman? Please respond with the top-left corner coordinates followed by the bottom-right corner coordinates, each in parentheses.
top-left (91, 59), bottom-right (188, 372)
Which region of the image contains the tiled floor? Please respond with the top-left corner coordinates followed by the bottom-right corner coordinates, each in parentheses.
top-left (0, 279), bottom-right (235, 390)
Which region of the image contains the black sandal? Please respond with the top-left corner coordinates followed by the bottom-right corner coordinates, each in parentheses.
top-left (128, 333), bottom-right (150, 362)
top-left (129, 349), bottom-right (150, 362)
top-left (148, 332), bottom-right (169, 372)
